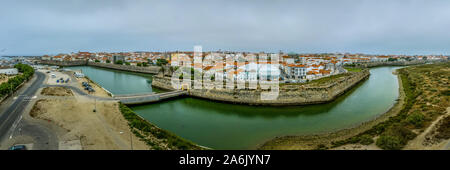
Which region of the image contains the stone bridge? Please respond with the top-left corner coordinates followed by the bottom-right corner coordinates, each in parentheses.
top-left (114, 90), bottom-right (187, 105)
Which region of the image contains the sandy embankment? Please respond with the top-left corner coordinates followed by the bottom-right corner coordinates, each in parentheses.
top-left (30, 97), bottom-right (150, 150)
top-left (259, 70), bottom-right (406, 150)
top-left (34, 76), bottom-right (149, 149)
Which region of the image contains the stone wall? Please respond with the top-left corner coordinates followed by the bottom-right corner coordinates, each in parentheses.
top-left (152, 70), bottom-right (370, 106)
top-left (37, 60), bottom-right (161, 74)
top-left (38, 60), bottom-right (87, 66)
top-left (87, 62), bottom-right (160, 74)
top-left (358, 60), bottom-right (427, 68)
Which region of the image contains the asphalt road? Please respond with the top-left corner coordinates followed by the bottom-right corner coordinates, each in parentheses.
top-left (0, 71), bottom-right (45, 144)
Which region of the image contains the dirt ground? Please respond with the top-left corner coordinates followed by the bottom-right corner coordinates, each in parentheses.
top-left (0, 74), bottom-right (14, 84)
top-left (404, 107), bottom-right (450, 150)
top-left (76, 77), bottom-right (111, 98)
top-left (30, 98), bottom-right (150, 150)
top-left (41, 87), bottom-right (74, 96)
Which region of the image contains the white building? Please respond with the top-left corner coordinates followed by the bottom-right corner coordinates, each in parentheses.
top-left (0, 68), bottom-right (18, 75)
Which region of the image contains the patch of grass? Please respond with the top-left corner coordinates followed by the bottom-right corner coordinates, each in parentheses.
top-left (359, 134), bottom-right (374, 145)
top-left (344, 67), bottom-right (362, 72)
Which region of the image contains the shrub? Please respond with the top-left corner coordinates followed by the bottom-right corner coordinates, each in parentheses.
top-left (156, 59), bottom-right (168, 66)
top-left (115, 60), bottom-right (123, 65)
top-left (406, 112), bottom-right (425, 128)
top-left (315, 144), bottom-right (328, 150)
top-left (376, 135), bottom-right (403, 150)
top-left (359, 135), bottom-right (374, 145)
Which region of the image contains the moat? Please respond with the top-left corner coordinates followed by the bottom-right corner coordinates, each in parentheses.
top-left (68, 66), bottom-right (401, 149)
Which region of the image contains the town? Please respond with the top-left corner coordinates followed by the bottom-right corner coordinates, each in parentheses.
top-left (31, 51), bottom-right (448, 84)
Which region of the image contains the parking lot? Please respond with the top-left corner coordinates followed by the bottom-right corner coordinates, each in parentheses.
top-left (45, 70), bottom-right (71, 85)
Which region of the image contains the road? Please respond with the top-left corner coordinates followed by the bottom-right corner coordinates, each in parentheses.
top-left (0, 71), bottom-right (58, 149)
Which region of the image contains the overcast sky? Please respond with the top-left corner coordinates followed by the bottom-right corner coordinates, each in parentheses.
top-left (1, 0), bottom-right (450, 56)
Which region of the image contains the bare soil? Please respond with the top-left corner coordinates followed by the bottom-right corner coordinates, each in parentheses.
top-left (41, 87), bottom-right (74, 96)
top-left (30, 98), bottom-right (150, 150)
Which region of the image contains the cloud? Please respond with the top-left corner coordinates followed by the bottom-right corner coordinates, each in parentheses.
top-left (1, 0), bottom-right (450, 55)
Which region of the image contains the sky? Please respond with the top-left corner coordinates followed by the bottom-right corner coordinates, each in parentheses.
top-left (1, 0), bottom-right (450, 56)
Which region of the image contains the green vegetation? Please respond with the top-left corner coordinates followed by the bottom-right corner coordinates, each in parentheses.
top-left (359, 134), bottom-right (374, 145)
top-left (388, 58), bottom-right (398, 62)
top-left (136, 63), bottom-right (142, 67)
top-left (376, 135), bottom-right (403, 150)
top-left (406, 112), bottom-right (425, 128)
top-left (119, 103), bottom-right (203, 150)
top-left (331, 62), bottom-right (450, 150)
top-left (0, 63), bottom-right (34, 98)
top-left (106, 59), bottom-right (111, 63)
top-left (125, 62), bottom-right (130, 65)
top-left (115, 60), bottom-right (123, 65)
top-left (94, 59), bottom-right (100, 62)
top-left (344, 67), bottom-right (362, 72)
top-left (156, 59), bottom-right (168, 66)
top-left (142, 62), bottom-right (148, 67)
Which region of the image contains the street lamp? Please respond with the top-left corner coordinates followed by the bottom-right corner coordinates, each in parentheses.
top-left (93, 98), bottom-right (96, 112)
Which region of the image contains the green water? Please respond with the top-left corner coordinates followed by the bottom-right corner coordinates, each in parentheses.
top-left (68, 66), bottom-right (158, 95)
top-left (71, 66), bottom-right (401, 149)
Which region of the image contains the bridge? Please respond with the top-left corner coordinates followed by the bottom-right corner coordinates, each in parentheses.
top-left (114, 90), bottom-right (188, 105)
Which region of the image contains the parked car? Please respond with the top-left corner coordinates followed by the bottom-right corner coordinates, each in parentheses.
top-left (9, 145), bottom-right (27, 150)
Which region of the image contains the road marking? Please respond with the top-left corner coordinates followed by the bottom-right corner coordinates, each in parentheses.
top-left (8, 115), bottom-right (23, 140)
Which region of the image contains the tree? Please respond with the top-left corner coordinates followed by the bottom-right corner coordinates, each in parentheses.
top-left (142, 62), bottom-right (148, 67)
top-left (137, 63), bottom-right (142, 67)
top-left (406, 112), bottom-right (425, 128)
top-left (376, 135), bottom-right (403, 150)
top-left (388, 58), bottom-right (397, 62)
top-left (95, 59), bottom-right (100, 62)
top-left (115, 60), bottom-right (123, 65)
top-left (156, 59), bottom-right (168, 66)
top-left (125, 62), bottom-right (130, 65)
top-left (106, 59), bottom-right (111, 63)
